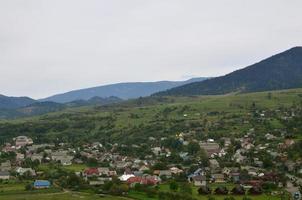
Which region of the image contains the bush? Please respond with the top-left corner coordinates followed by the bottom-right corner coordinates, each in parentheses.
top-left (109, 184), bottom-right (129, 195)
top-left (158, 191), bottom-right (197, 200)
top-left (198, 186), bottom-right (211, 195)
top-left (248, 186), bottom-right (262, 195)
top-left (224, 197), bottom-right (235, 200)
top-left (215, 186), bottom-right (228, 195)
top-left (180, 183), bottom-right (192, 195)
top-left (231, 185), bottom-right (245, 195)
top-left (25, 183), bottom-right (33, 191)
top-left (169, 180), bottom-right (179, 191)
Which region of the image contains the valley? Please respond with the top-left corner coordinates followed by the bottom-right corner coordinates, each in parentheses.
top-left (0, 88), bottom-right (301, 200)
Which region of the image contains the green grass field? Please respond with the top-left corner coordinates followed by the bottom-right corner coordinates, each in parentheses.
top-left (0, 192), bottom-right (131, 200)
top-left (38, 163), bottom-right (87, 172)
top-left (127, 183), bottom-right (283, 200)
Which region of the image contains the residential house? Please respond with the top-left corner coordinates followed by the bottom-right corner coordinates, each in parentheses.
top-left (83, 168), bottom-right (100, 178)
top-left (30, 153), bottom-right (44, 162)
top-left (34, 180), bottom-right (51, 189)
top-left (190, 175), bottom-right (206, 186)
top-left (0, 171), bottom-right (10, 180)
top-left (179, 152), bottom-right (189, 160)
top-left (119, 174), bottom-right (135, 181)
top-left (127, 176), bottom-right (160, 187)
top-left (200, 142), bottom-right (220, 157)
top-left (285, 161), bottom-right (296, 172)
top-left (89, 181), bottom-right (103, 186)
top-left (108, 170), bottom-right (117, 177)
top-left (2, 143), bottom-right (16, 153)
top-left (151, 147), bottom-right (161, 156)
top-left (133, 171), bottom-right (144, 177)
top-left (209, 159), bottom-right (220, 172)
top-left (153, 170), bottom-right (172, 178)
top-left (233, 150), bottom-right (246, 164)
top-left (231, 172), bottom-right (240, 183)
top-left (212, 174), bottom-right (225, 183)
top-left (16, 167), bottom-right (36, 176)
top-left (51, 151), bottom-right (73, 166)
top-left (98, 167), bottom-right (110, 176)
top-left (222, 167), bottom-right (231, 176)
top-left (16, 153), bottom-right (25, 161)
top-left (170, 167), bottom-right (183, 175)
top-left (0, 161), bottom-right (11, 171)
top-left (15, 136), bottom-right (33, 147)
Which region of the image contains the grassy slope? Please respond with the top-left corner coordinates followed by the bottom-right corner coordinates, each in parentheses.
top-left (0, 193), bottom-right (131, 200)
top-left (0, 88), bottom-right (301, 144)
top-left (128, 183), bottom-right (282, 200)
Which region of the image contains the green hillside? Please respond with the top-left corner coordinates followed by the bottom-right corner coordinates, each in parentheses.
top-left (156, 47), bottom-right (302, 96)
top-left (0, 88), bottom-right (301, 147)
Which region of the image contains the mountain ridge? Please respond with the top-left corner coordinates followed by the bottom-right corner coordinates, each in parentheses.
top-left (0, 95), bottom-right (36, 109)
top-left (155, 47), bottom-right (302, 96)
top-left (40, 77), bottom-right (208, 103)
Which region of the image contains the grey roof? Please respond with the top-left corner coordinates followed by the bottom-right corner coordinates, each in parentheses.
top-left (0, 171), bottom-right (10, 176)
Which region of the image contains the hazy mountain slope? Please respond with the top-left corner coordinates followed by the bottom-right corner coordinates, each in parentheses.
top-left (0, 96), bottom-right (123, 119)
top-left (155, 47), bottom-right (302, 96)
top-left (65, 96), bottom-right (123, 107)
top-left (0, 95), bottom-right (36, 109)
top-left (41, 78), bottom-right (207, 103)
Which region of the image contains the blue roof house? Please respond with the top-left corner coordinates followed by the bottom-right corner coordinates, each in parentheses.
top-left (34, 180), bottom-right (51, 189)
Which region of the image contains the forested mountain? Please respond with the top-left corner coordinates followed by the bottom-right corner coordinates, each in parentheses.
top-left (0, 96), bottom-right (123, 119)
top-left (0, 95), bottom-right (36, 109)
top-left (41, 78), bottom-right (208, 103)
top-left (155, 47), bottom-right (302, 96)
top-left (65, 96), bottom-right (122, 107)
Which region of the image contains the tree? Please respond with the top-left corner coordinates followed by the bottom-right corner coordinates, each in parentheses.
top-left (198, 148), bottom-right (209, 167)
top-left (231, 185), bottom-right (245, 195)
top-left (66, 173), bottom-right (83, 188)
top-left (169, 180), bottom-right (179, 191)
top-left (109, 184), bottom-right (129, 195)
top-left (188, 142), bottom-right (201, 155)
top-left (87, 158), bottom-right (98, 167)
top-left (198, 186), bottom-right (211, 195)
top-left (25, 183), bottom-right (33, 191)
top-left (215, 186), bottom-right (228, 195)
top-left (248, 186), bottom-right (262, 195)
top-left (180, 183), bottom-right (192, 195)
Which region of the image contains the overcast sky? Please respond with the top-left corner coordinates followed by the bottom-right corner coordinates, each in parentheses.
top-left (1, 0), bottom-right (302, 99)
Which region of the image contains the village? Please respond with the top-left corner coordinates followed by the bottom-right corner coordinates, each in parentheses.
top-left (0, 117), bottom-right (301, 200)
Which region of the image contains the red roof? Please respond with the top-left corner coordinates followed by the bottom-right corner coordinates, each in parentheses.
top-left (84, 168), bottom-right (99, 175)
top-left (127, 176), bottom-right (159, 185)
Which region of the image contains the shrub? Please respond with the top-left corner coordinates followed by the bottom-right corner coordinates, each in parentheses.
top-left (231, 185), bottom-right (245, 195)
top-left (215, 186), bottom-right (228, 195)
top-left (25, 183), bottom-right (33, 191)
top-left (198, 186), bottom-right (211, 195)
top-left (169, 180), bottom-right (179, 191)
top-left (248, 186), bottom-right (262, 195)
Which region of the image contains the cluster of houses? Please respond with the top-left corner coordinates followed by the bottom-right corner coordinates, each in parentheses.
top-left (0, 127), bottom-right (301, 199)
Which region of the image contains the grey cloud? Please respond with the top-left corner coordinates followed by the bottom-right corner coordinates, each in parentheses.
top-left (0, 0), bottom-right (302, 98)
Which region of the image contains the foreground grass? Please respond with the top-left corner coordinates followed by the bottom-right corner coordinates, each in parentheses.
top-left (128, 183), bottom-right (283, 200)
top-left (0, 192), bottom-right (131, 200)
top-left (128, 191), bottom-right (281, 200)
